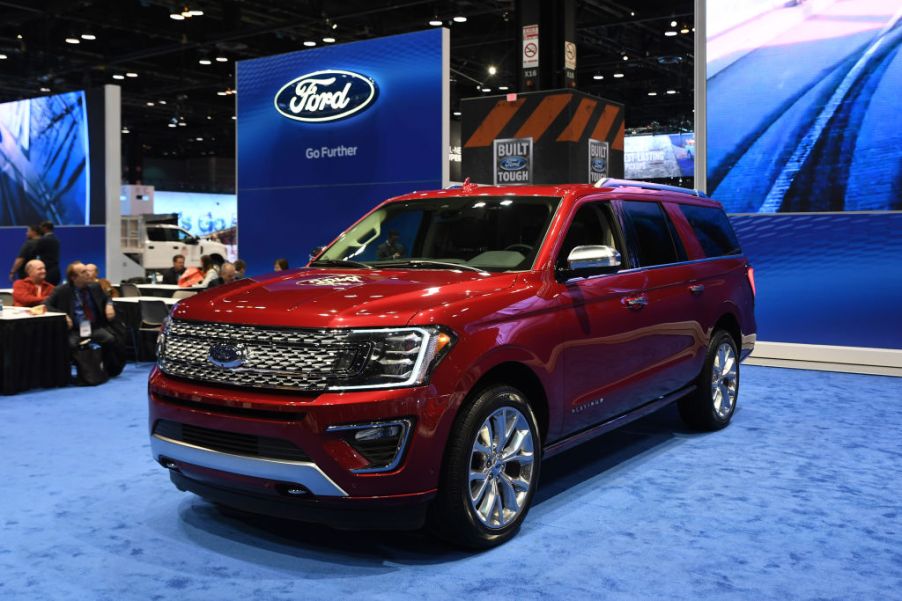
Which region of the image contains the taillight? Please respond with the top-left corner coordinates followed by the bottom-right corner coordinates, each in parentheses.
top-left (746, 265), bottom-right (756, 297)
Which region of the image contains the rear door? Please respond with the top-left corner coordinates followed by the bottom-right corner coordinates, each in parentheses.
top-left (615, 198), bottom-right (705, 402)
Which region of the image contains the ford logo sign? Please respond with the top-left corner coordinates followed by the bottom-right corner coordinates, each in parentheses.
top-left (208, 343), bottom-right (248, 369)
top-left (274, 70), bottom-right (378, 123)
top-left (591, 158), bottom-right (607, 172)
top-left (499, 156), bottom-right (528, 171)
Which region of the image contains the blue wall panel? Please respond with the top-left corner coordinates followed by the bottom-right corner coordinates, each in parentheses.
top-left (1, 226), bottom-right (105, 282)
top-left (730, 213), bottom-right (902, 349)
top-left (236, 29), bottom-right (446, 275)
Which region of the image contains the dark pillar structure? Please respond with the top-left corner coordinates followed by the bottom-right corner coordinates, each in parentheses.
top-left (517, 0), bottom-right (577, 92)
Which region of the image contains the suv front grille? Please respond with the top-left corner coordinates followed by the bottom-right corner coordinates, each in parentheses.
top-left (158, 320), bottom-right (368, 391)
top-left (153, 419), bottom-right (311, 462)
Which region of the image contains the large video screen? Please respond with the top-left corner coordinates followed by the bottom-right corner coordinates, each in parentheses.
top-left (625, 133), bottom-right (695, 180)
top-left (0, 91), bottom-right (90, 225)
top-left (153, 191), bottom-right (237, 238)
top-left (706, 1), bottom-right (902, 212)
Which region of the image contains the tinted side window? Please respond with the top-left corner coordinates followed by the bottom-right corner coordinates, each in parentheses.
top-left (621, 201), bottom-right (682, 267)
top-left (557, 203), bottom-right (620, 267)
top-left (679, 204), bottom-right (742, 257)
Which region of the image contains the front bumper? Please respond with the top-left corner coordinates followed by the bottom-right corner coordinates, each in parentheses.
top-left (148, 367), bottom-right (459, 522)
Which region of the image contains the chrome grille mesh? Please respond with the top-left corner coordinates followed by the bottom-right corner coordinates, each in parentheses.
top-left (158, 319), bottom-right (365, 391)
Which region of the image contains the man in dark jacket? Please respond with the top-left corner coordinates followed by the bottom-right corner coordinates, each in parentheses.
top-left (7, 224), bottom-right (41, 282)
top-left (161, 254), bottom-right (186, 285)
top-left (35, 221), bottom-right (61, 285)
top-left (45, 261), bottom-right (125, 378)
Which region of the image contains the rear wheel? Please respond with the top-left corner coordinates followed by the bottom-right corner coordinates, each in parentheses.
top-left (430, 384), bottom-right (541, 549)
top-left (679, 330), bottom-right (740, 431)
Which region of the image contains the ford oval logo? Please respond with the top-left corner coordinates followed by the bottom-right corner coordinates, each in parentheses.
top-left (499, 156), bottom-right (528, 171)
top-left (208, 343), bottom-right (248, 369)
top-left (274, 70), bottom-right (378, 123)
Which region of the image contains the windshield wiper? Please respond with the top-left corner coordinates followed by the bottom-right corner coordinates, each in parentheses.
top-left (378, 259), bottom-right (488, 273)
top-left (310, 259), bottom-right (374, 269)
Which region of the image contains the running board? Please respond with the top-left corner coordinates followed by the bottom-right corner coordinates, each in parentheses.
top-left (543, 384), bottom-right (696, 459)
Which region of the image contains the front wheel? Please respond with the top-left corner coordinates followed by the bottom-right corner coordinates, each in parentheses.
top-left (430, 385), bottom-right (541, 549)
top-left (678, 330), bottom-right (740, 431)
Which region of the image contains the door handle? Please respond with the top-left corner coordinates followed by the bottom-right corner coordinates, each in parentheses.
top-left (622, 294), bottom-right (648, 310)
top-left (689, 284), bottom-right (705, 295)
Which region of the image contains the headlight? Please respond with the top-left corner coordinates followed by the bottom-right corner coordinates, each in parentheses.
top-left (156, 315), bottom-right (172, 362)
top-left (328, 326), bottom-right (455, 391)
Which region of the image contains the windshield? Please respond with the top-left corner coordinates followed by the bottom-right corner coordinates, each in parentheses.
top-left (315, 196), bottom-right (561, 272)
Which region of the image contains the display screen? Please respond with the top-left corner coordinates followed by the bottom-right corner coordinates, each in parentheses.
top-left (0, 91), bottom-right (90, 225)
top-left (624, 133), bottom-right (695, 180)
top-left (706, 1), bottom-right (902, 212)
top-left (153, 191), bottom-right (237, 238)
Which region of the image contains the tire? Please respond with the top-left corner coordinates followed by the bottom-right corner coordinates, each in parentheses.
top-left (679, 330), bottom-right (740, 431)
top-left (429, 384), bottom-right (542, 549)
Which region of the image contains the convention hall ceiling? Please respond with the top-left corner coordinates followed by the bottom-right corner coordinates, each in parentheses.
top-left (0, 0), bottom-right (694, 160)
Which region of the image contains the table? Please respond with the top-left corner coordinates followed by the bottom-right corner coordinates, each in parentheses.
top-left (134, 284), bottom-right (204, 298)
top-left (0, 309), bottom-right (70, 394)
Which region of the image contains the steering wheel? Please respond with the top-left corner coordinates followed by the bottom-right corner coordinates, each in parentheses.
top-left (504, 244), bottom-right (533, 254)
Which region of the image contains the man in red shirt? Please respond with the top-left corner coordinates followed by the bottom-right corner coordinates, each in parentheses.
top-left (12, 259), bottom-right (55, 307)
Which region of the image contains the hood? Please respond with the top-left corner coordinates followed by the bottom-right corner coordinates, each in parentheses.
top-left (171, 267), bottom-right (519, 328)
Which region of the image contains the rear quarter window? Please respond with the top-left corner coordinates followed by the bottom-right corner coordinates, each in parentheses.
top-left (678, 204), bottom-right (742, 258)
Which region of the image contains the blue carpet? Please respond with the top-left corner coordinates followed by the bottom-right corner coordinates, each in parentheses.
top-left (1, 364), bottom-right (900, 600)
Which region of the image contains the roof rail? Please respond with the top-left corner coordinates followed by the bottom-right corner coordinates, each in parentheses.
top-left (594, 178), bottom-right (708, 198)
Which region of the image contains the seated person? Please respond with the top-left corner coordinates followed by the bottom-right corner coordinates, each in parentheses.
top-left (207, 262), bottom-right (237, 287)
top-left (12, 259), bottom-right (55, 307)
top-left (45, 261), bottom-right (125, 378)
top-left (233, 258), bottom-right (247, 279)
top-left (162, 254), bottom-right (186, 285)
top-left (377, 231), bottom-right (404, 259)
top-left (274, 258), bottom-right (289, 271)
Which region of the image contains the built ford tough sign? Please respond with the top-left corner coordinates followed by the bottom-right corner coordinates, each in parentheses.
top-left (149, 179), bottom-right (756, 548)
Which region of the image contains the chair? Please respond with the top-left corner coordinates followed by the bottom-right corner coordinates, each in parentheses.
top-left (0, 291), bottom-right (13, 307)
top-left (120, 282), bottom-right (141, 298)
top-left (171, 290), bottom-right (197, 300)
top-left (137, 300), bottom-right (170, 360)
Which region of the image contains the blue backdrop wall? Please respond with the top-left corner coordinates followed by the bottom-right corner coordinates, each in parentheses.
top-left (730, 213), bottom-right (902, 350)
top-left (236, 29), bottom-right (448, 276)
top-left (1, 226), bottom-right (106, 282)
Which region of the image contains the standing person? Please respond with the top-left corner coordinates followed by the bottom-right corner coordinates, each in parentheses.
top-left (45, 261), bottom-right (125, 378)
top-left (35, 221), bottom-right (61, 285)
top-left (161, 254), bottom-right (186, 285)
top-left (12, 259), bottom-right (54, 307)
top-left (199, 254), bottom-right (219, 287)
top-left (7, 224), bottom-right (41, 282)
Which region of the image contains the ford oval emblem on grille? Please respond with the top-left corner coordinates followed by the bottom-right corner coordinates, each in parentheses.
top-left (274, 70), bottom-right (378, 123)
top-left (208, 343), bottom-right (248, 369)
top-left (499, 156), bottom-right (528, 171)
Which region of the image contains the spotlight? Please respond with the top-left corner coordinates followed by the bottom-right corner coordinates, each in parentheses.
top-left (215, 56), bottom-right (228, 62)
top-left (198, 58), bottom-right (212, 65)
top-left (323, 37), bottom-right (336, 43)
top-left (452, 16), bottom-right (467, 23)
top-left (303, 41), bottom-right (316, 47)
top-left (488, 65), bottom-right (497, 75)
top-left (65, 37), bottom-right (80, 44)
top-left (429, 19), bottom-right (443, 27)
top-left (81, 34), bottom-right (96, 41)
top-left (112, 74), bottom-right (125, 80)
top-left (613, 73), bottom-right (624, 78)
top-left (126, 72), bottom-right (138, 78)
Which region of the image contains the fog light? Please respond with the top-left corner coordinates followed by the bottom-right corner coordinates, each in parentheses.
top-left (354, 425), bottom-right (402, 442)
top-left (327, 419), bottom-right (413, 473)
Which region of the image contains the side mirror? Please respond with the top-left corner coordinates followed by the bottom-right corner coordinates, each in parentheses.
top-left (185, 237), bottom-right (199, 246)
top-left (566, 245), bottom-right (621, 271)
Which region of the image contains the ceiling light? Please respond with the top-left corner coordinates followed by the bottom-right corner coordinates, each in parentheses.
top-left (613, 73), bottom-right (624, 78)
top-left (198, 58), bottom-right (212, 65)
top-left (126, 72), bottom-right (138, 78)
top-left (498, 85), bottom-right (509, 91)
top-left (206, 115), bottom-right (212, 120)
top-left (332, 22), bottom-right (338, 30)
top-left (158, 100), bottom-right (167, 105)
top-left (323, 37), bottom-right (336, 43)
top-left (303, 41), bottom-right (316, 47)
top-left (453, 111), bottom-right (461, 116)
top-left (648, 91), bottom-right (658, 96)
top-left (622, 55), bottom-right (629, 61)
top-left (0, 54), bottom-right (7, 60)
top-left (482, 87), bottom-right (491, 92)
top-left (665, 31), bottom-right (678, 37)
top-left (16, 34), bottom-right (22, 40)
top-left (215, 56), bottom-right (228, 62)
top-left (488, 65), bottom-right (497, 75)
top-left (170, 13), bottom-right (185, 21)
top-left (40, 87), bottom-right (50, 93)
top-left (188, 10), bottom-right (203, 16)
top-left (630, 11), bottom-right (635, 16)
top-left (81, 34), bottom-right (96, 40)
top-left (452, 16), bottom-right (467, 23)
top-left (217, 90), bottom-right (227, 96)
top-left (231, 116), bottom-right (236, 120)
top-left (65, 38), bottom-right (80, 44)
top-left (146, 101), bottom-right (155, 106)
top-left (671, 20), bottom-right (678, 27)
top-left (178, 121), bottom-right (187, 127)
top-left (593, 74), bottom-right (604, 80)
top-left (680, 27), bottom-right (690, 34)
top-left (112, 74), bottom-right (125, 80)
top-left (429, 19), bottom-right (443, 27)
top-left (666, 89), bottom-right (677, 94)
top-left (195, 137), bottom-right (203, 141)
top-left (168, 122), bottom-right (177, 128)
top-left (122, 127), bottom-right (129, 134)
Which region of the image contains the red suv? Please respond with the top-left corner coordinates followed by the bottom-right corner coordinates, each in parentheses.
top-left (149, 179), bottom-right (756, 548)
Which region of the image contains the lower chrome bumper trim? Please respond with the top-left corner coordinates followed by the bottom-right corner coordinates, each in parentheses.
top-left (151, 434), bottom-right (347, 497)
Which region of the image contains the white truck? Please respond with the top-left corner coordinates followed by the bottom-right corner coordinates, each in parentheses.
top-left (121, 214), bottom-right (229, 273)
